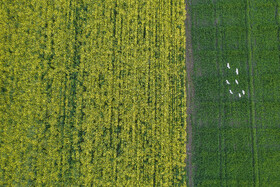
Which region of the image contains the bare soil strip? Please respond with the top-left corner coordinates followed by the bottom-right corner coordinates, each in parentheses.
top-left (184, 0), bottom-right (195, 186)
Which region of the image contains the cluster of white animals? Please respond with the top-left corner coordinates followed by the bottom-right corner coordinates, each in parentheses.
top-left (226, 63), bottom-right (245, 98)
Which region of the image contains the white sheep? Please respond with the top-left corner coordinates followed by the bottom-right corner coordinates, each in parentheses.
top-left (242, 90), bottom-right (245, 95)
top-left (239, 93), bottom-right (241, 97)
top-left (236, 68), bottom-right (239, 75)
top-left (229, 90), bottom-right (233, 94)
top-left (235, 79), bottom-right (239, 84)
top-left (226, 80), bottom-right (230, 84)
top-left (227, 63), bottom-right (230, 69)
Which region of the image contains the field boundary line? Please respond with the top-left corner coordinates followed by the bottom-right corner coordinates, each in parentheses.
top-left (184, 0), bottom-right (194, 186)
top-left (245, 0), bottom-right (260, 186)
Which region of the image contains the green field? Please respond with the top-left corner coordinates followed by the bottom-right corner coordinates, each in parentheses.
top-left (0, 0), bottom-right (187, 186)
top-left (187, 0), bottom-right (280, 186)
top-left (1, 0), bottom-right (280, 186)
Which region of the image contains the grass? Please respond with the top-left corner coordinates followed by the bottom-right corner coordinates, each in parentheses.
top-left (188, 0), bottom-right (280, 186)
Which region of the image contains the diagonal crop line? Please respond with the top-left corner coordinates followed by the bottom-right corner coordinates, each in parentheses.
top-left (245, 0), bottom-right (260, 186)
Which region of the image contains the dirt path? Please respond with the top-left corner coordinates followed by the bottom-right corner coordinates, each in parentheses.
top-left (184, 1), bottom-right (195, 186)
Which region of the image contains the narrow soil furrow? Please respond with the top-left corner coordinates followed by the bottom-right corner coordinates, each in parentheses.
top-left (184, 0), bottom-right (194, 186)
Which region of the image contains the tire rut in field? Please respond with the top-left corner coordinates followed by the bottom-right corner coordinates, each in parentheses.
top-left (213, 1), bottom-right (226, 186)
top-left (276, 1), bottom-right (280, 65)
top-left (245, 0), bottom-right (260, 186)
